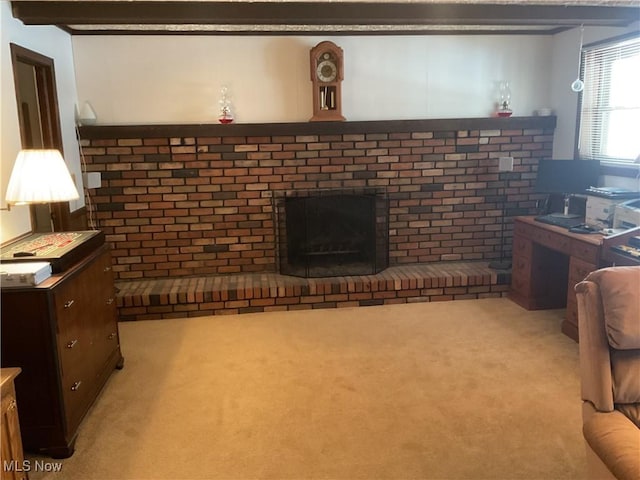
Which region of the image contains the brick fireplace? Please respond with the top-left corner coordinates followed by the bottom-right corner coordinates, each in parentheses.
top-left (79, 116), bottom-right (555, 284)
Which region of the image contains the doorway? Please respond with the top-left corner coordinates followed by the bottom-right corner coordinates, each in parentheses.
top-left (10, 43), bottom-right (71, 232)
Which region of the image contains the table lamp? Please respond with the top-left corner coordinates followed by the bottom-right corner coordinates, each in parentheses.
top-left (4, 149), bottom-right (80, 210)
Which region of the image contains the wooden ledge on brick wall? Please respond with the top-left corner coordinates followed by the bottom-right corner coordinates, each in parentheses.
top-left (115, 261), bottom-right (511, 321)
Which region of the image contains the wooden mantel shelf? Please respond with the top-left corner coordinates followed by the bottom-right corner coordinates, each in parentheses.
top-left (78, 115), bottom-right (556, 140)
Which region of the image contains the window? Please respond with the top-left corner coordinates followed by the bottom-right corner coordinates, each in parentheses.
top-left (577, 34), bottom-right (640, 166)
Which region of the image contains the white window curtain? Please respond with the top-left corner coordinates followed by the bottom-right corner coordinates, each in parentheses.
top-left (578, 35), bottom-right (640, 165)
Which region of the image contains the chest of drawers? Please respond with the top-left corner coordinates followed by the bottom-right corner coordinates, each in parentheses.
top-left (1, 243), bottom-right (124, 458)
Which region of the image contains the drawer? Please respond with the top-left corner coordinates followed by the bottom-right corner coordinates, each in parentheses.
top-left (95, 330), bottom-right (120, 376)
top-left (84, 252), bottom-right (116, 304)
top-left (94, 313), bottom-right (120, 373)
top-left (60, 363), bottom-right (93, 433)
top-left (57, 334), bottom-right (90, 380)
top-left (53, 289), bottom-right (89, 374)
top-left (530, 228), bottom-right (571, 254)
top-left (570, 240), bottom-right (600, 264)
top-left (513, 221), bottom-right (532, 238)
top-left (565, 295), bottom-right (578, 329)
top-left (53, 277), bottom-right (86, 335)
top-left (511, 255), bottom-right (532, 295)
top-left (569, 257), bottom-right (596, 287)
top-left (512, 235), bottom-right (532, 258)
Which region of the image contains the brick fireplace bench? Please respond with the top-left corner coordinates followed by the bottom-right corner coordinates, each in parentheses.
top-left (115, 261), bottom-right (510, 321)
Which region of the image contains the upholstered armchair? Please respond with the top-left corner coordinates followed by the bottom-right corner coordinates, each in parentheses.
top-left (575, 266), bottom-right (640, 480)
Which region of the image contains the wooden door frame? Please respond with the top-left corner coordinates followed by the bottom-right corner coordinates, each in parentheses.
top-left (10, 43), bottom-right (71, 232)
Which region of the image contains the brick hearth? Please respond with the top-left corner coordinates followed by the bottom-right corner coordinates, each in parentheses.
top-left (116, 261), bottom-right (510, 320)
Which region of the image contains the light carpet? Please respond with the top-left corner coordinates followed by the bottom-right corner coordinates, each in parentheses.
top-left (28, 298), bottom-right (586, 479)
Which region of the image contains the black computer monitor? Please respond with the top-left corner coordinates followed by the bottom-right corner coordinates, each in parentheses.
top-left (535, 159), bottom-right (600, 219)
top-left (534, 159), bottom-right (600, 196)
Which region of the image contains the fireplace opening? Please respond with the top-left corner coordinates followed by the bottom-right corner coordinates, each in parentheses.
top-left (275, 188), bottom-right (389, 278)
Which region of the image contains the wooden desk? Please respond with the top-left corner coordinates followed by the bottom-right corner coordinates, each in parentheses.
top-left (509, 217), bottom-right (640, 341)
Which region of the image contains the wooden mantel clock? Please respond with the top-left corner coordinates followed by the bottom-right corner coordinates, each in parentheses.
top-left (310, 41), bottom-right (345, 122)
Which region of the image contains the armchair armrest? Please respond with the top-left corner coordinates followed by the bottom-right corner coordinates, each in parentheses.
top-left (583, 410), bottom-right (640, 480)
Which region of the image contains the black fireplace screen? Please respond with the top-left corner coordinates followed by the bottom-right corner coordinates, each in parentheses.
top-left (274, 188), bottom-right (389, 277)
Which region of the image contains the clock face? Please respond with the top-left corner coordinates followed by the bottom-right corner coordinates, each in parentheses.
top-left (316, 59), bottom-right (337, 83)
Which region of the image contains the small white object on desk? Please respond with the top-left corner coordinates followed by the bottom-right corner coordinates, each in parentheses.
top-left (0, 262), bottom-right (52, 287)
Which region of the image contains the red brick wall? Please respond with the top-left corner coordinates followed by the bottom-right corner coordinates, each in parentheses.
top-left (80, 117), bottom-right (555, 280)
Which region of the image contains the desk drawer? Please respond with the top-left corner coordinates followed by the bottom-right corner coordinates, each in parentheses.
top-left (570, 240), bottom-right (600, 264)
top-left (511, 254), bottom-right (532, 295)
top-left (513, 221), bottom-right (533, 238)
top-left (569, 257), bottom-right (596, 286)
top-left (530, 228), bottom-right (571, 254)
top-left (565, 296), bottom-right (579, 331)
top-left (512, 235), bottom-right (532, 258)
top-left (567, 256), bottom-right (596, 333)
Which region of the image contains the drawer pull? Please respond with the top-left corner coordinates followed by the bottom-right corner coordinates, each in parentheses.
top-left (106, 298), bottom-right (115, 305)
top-left (8, 399), bottom-right (16, 411)
top-left (108, 332), bottom-right (117, 340)
top-left (66, 339), bottom-right (78, 349)
top-left (71, 381), bottom-right (82, 392)
top-left (64, 299), bottom-right (75, 308)
top-left (104, 266), bottom-right (112, 272)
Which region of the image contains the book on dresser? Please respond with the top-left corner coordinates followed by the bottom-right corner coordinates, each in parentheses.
top-left (1, 231), bottom-right (124, 458)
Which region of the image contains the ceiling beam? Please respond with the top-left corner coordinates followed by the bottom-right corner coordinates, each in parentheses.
top-left (11, 1), bottom-right (640, 28)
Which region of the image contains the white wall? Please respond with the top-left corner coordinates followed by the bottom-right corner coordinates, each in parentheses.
top-left (72, 27), bottom-right (638, 156)
top-left (0, 0), bottom-right (83, 243)
top-left (70, 28), bottom-right (640, 191)
top-left (72, 34), bottom-right (553, 124)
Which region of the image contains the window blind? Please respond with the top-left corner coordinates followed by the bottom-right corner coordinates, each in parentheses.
top-left (578, 35), bottom-right (640, 164)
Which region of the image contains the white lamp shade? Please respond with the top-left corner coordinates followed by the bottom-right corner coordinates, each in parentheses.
top-left (5, 149), bottom-right (80, 204)
top-left (78, 101), bottom-right (97, 125)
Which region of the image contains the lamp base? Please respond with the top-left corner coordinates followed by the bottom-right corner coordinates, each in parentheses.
top-left (489, 260), bottom-right (512, 270)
